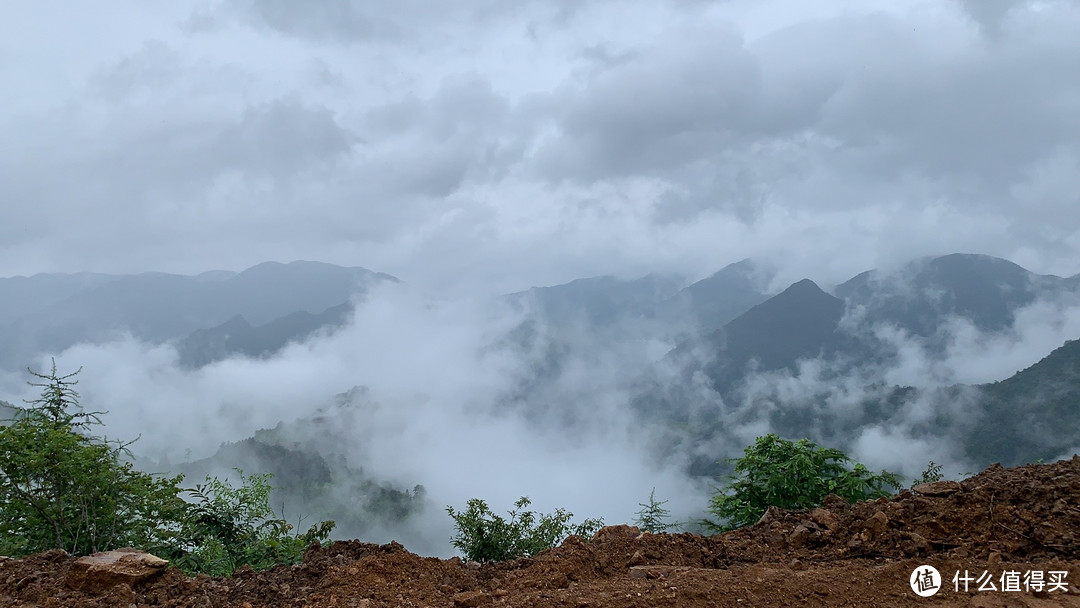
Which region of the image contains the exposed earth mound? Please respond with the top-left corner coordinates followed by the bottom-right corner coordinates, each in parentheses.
top-left (4, 458), bottom-right (1080, 607)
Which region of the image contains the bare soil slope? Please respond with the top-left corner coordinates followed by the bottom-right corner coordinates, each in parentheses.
top-left (4, 457), bottom-right (1080, 607)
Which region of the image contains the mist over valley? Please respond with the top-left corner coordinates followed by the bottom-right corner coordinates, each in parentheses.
top-left (2, 253), bottom-right (1078, 556)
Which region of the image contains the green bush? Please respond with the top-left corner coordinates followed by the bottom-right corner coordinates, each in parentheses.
top-left (705, 434), bottom-right (901, 531)
top-left (912, 460), bottom-right (944, 487)
top-left (0, 362), bottom-right (333, 576)
top-left (447, 496), bottom-right (603, 562)
top-left (170, 470), bottom-right (335, 576)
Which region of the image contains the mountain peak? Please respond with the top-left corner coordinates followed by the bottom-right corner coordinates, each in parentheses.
top-left (784, 277), bottom-right (824, 293)
top-left (834, 252), bottom-right (1067, 336)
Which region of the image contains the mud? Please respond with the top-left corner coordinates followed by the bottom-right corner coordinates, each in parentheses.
top-left (3, 457), bottom-right (1080, 607)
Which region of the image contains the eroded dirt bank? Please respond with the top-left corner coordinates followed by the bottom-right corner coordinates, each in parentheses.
top-left (3, 457), bottom-right (1080, 607)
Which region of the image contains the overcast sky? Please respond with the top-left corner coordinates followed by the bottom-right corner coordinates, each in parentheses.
top-left (3, 0), bottom-right (1079, 294)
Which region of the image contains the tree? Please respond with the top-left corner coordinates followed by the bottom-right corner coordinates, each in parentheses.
top-left (0, 362), bottom-right (335, 576)
top-left (0, 362), bottom-right (187, 556)
top-left (447, 496), bottom-right (603, 562)
top-left (634, 488), bottom-right (678, 533)
top-left (705, 434), bottom-right (902, 531)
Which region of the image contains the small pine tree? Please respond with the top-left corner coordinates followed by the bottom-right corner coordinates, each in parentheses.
top-left (634, 488), bottom-right (678, 533)
top-left (0, 361), bottom-right (187, 556)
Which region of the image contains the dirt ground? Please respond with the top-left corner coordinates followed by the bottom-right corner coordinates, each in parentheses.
top-left (3, 457), bottom-right (1080, 607)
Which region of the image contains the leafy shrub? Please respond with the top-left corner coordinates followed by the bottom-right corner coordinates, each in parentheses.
top-left (170, 470), bottom-right (335, 576)
top-left (912, 460), bottom-right (944, 486)
top-left (634, 488), bottom-right (678, 533)
top-left (447, 496), bottom-right (603, 562)
top-left (706, 434), bottom-right (902, 531)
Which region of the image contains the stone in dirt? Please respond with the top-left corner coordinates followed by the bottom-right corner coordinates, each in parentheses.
top-left (64, 548), bottom-right (169, 594)
top-left (756, 505), bottom-right (783, 526)
top-left (863, 510), bottom-right (889, 536)
top-left (452, 589), bottom-right (490, 607)
top-left (809, 508), bottom-right (839, 531)
top-left (912, 480), bottom-right (963, 496)
top-left (590, 525), bottom-right (640, 543)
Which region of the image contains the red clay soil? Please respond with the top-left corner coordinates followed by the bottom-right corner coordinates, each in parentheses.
top-left (4, 457), bottom-right (1080, 607)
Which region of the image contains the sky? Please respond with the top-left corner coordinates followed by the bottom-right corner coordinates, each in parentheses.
top-left (2, 0), bottom-right (1080, 295)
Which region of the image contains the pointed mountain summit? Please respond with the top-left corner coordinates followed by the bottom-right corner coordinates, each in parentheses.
top-left (671, 278), bottom-right (858, 392)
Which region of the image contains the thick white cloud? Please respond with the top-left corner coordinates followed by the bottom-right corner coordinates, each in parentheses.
top-left (2, 0), bottom-right (1079, 292)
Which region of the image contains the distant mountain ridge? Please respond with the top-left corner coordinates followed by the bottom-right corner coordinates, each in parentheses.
top-left (505, 273), bottom-right (685, 327)
top-left (965, 337), bottom-right (1080, 466)
top-left (504, 259), bottom-right (774, 339)
top-left (660, 259), bottom-right (774, 333)
top-left (0, 261), bottom-right (396, 368)
top-left (836, 253), bottom-right (1080, 339)
top-left (175, 301), bottom-right (355, 368)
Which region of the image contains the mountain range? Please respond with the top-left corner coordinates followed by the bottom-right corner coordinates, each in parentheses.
top-left (2, 252), bottom-right (1080, 480)
top-left (0, 261), bottom-right (395, 368)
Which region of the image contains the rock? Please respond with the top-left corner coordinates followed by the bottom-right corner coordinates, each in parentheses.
top-left (809, 508), bottom-right (839, 531)
top-left (64, 548), bottom-right (169, 594)
top-left (821, 494), bottom-right (850, 512)
top-left (788, 525), bottom-right (812, 547)
top-left (987, 551), bottom-right (1002, 569)
top-left (591, 525), bottom-right (641, 543)
top-left (629, 550), bottom-right (647, 566)
top-left (864, 511), bottom-right (889, 536)
top-left (912, 481), bottom-right (963, 497)
top-left (452, 590), bottom-right (490, 607)
top-left (104, 582), bottom-right (136, 606)
top-left (562, 535), bottom-right (586, 548)
top-left (763, 526), bottom-right (788, 548)
top-left (900, 532), bottom-right (932, 557)
top-left (628, 566), bottom-right (694, 580)
top-left (756, 506), bottom-right (782, 526)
